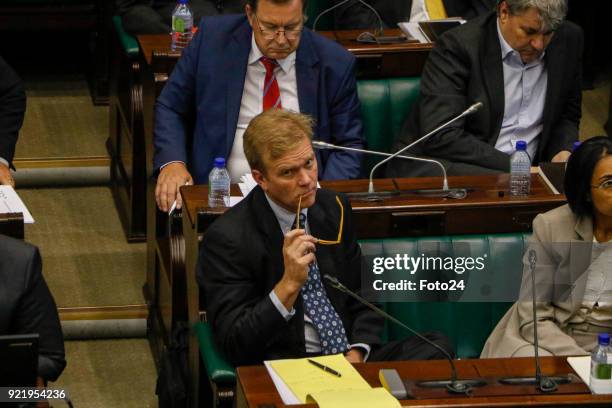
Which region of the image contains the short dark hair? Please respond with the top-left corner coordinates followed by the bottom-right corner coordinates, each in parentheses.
top-left (246, 0), bottom-right (308, 12)
top-left (564, 136), bottom-right (612, 217)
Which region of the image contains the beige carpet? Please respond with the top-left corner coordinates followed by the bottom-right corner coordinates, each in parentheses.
top-left (53, 339), bottom-right (158, 408)
top-left (18, 186), bottom-right (146, 307)
top-left (580, 78), bottom-right (609, 140)
top-left (15, 75), bottom-right (109, 159)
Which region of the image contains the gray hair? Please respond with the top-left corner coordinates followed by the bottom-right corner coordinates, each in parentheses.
top-left (499, 0), bottom-right (567, 32)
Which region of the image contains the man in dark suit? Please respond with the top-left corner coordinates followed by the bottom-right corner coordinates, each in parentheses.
top-left (387, 0), bottom-right (582, 177)
top-left (154, 0), bottom-right (365, 212)
top-left (0, 235), bottom-right (66, 382)
top-left (332, 0), bottom-right (496, 30)
top-left (198, 109), bottom-right (451, 366)
top-left (0, 56), bottom-right (26, 187)
top-left (116, 0), bottom-right (244, 36)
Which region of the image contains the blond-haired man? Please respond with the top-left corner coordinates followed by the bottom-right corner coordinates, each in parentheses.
top-left (198, 109), bottom-right (452, 366)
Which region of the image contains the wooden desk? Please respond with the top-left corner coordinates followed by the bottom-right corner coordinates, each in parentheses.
top-left (0, 213), bottom-right (24, 239)
top-left (179, 174), bottom-right (565, 408)
top-left (236, 357), bottom-right (612, 407)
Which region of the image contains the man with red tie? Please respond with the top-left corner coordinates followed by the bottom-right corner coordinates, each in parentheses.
top-left (153, 0), bottom-right (365, 212)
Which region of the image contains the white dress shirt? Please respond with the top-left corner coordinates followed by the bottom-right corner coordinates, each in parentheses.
top-left (227, 35), bottom-right (300, 183)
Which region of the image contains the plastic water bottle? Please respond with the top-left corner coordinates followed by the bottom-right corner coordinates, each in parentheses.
top-left (208, 158), bottom-right (230, 208)
top-left (590, 333), bottom-right (612, 394)
top-left (171, 0), bottom-right (193, 51)
top-left (509, 140), bottom-right (531, 196)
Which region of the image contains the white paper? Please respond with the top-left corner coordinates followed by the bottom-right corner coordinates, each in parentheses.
top-left (264, 360), bottom-right (301, 405)
top-left (0, 186), bottom-right (34, 223)
top-left (567, 356), bottom-right (590, 385)
top-left (229, 196), bottom-right (243, 207)
top-left (397, 22), bottom-right (429, 43)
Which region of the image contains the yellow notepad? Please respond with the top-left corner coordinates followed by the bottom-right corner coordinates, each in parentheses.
top-left (306, 387), bottom-right (401, 408)
top-left (268, 354), bottom-right (371, 403)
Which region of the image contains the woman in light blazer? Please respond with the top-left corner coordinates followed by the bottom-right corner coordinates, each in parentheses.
top-left (482, 136), bottom-right (612, 357)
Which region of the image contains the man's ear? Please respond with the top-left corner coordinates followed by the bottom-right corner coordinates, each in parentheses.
top-left (252, 169), bottom-right (266, 190)
top-left (245, 4), bottom-right (254, 25)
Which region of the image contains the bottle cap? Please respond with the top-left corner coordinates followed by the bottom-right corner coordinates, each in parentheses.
top-left (515, 141), bottom-right (527, 151)
top-left (598, 333), bottom-right (610, 345)
top-left (178, 0), bottom-right (189, 4)
top-left (213, 157), bottom-right (226, 168)
top-left (572, 141), bottom-right (581, 152)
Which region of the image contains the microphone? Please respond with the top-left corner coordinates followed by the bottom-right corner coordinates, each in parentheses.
top-left (312, 141), bottom-right (455, 193)
top-left (499, 249), bottom-right (570, 391)
top-left (313, 0), bottom-right (395, 43)
top-left (323, 274), bottom-right (487, 395)
top-left (368, 102), bottom-right (483, 195)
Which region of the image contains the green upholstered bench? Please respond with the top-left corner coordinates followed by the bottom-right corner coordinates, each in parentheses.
top-left (357, 78), bottom-right (421, 174)
top-left (195, 233), bottom-right (528, 406)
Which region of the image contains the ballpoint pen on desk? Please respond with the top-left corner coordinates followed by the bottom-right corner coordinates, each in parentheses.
top-left (307, 359), bottom-right (342, 377)
top-left (168, 181), bottom-right (192, 215)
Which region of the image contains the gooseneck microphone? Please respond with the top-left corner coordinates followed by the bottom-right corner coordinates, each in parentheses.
top-left (323, 274), bottom-right (487, 395)
top-left (499, 249), bottom-right (570, 391)
top-left (312, 0), bottom-right (384, 36)
top-left (312, 141), bottom-right (450, 191)
top-left (368, 102), bottom-right (483, 195)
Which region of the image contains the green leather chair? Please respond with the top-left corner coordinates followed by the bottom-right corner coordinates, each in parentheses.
top-left (196, 232), bottom-right (527, 406)
top-left (357, 78), bottom-right (421, 174)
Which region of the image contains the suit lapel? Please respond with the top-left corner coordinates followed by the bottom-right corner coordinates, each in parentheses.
top-left (481, 15), bottom-right (505, 144)
top-left (568, 215), bottom-right (593, 311)
top-left (224, 20), bottom-right (252, 158)
top-left (539, 33), bottom-right (564, 161)
top-left (308, 192), bottom-right (340, 284)
top-left (251, 187), bottom-right (286, 282)
top-left (296, 30), bottom-right (319, 120)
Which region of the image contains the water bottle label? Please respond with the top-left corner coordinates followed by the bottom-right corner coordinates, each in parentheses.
top-left (595, 363), bottom-right (612, 380)
top-left (172, 16), bottom-right (186, 32)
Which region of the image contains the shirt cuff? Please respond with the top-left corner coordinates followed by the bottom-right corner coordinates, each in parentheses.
top-left (160, 160), bottom-right (185, 170)
top-left (0, 157), bottom-right (8, 167)
top-left (349, 343), bottom-right (371, 362)
top-left (269, 290), bottom-right (296, 321)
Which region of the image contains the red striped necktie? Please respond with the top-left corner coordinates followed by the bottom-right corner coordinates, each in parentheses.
top-left (260, 56), bottom-right (282, 111)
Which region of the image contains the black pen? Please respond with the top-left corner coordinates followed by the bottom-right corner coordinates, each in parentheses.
top-left (307, 359), bottom-right (342, 377)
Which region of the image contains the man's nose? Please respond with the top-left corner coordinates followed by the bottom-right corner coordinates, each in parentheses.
top-left (530, 34), bottom-right (545, 51)
top-left (297, 168), bottom-right (311, 185)
top-left (274, 31), bottom-right (288, 46)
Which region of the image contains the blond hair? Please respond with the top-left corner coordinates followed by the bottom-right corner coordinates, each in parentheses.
top-left (243, 109), bottom-right (314, 172)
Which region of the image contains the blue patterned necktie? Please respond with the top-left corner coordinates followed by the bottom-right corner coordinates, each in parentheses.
top-left (296, 213), bottom-right (349, 354)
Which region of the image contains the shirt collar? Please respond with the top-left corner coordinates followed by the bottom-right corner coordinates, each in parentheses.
top-left (265, 192), bottom-right (308, 234)
top-left (248, 33), bottom-right (296, 74)
top-left (496, 19), bottom-right (546, 65)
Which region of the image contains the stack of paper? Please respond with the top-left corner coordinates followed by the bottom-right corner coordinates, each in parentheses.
top-left (0, 186), bottom-right (34, 223)
top-left (265, 354), bottom-right (399, 407)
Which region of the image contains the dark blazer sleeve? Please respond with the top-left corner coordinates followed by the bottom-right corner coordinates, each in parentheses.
top-left (0, 55), bottom-right (26, 166)
top-left (152, 21), bottom-right (201, 171)
top-left (410, 30), bottom-right (509, 171)
top-left (6, 241), bottom-right (66, 381)
top-left (543, 23), bottom-right (583, 161)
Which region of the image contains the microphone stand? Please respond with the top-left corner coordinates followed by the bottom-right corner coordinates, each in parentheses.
top-left (368, 102), bottom-right (483, 196)
top-left (498, 249), bottom-right (570, 391)
top-left (323, 274), bottom-right (487, 395)
top-left (312, 141), bottom-right (467, 200)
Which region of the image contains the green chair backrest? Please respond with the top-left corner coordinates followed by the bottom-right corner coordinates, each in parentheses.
top-left (359, 233), bottom-right (529, 358)
top-left (357, 78), bottom-right (421, 174)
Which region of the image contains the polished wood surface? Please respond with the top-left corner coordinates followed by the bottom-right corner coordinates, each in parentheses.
top-left (182, 174), bottom-right (566, 237)
top-left (236, 357), bottom-right (611, 408)
top-left (138, 29), bottom-right (431, 77)
top-left (0, 212), bottom-right (24, 239)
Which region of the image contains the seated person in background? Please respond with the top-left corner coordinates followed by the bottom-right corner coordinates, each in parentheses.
top-left (154, 0), bottom-right (365, 212)
top-left (387, 0), bottom-right (582, 177)
top-left (198, 109), bottom-right (452, 366)
top-left (116, 0), bottom-right (244, 35)
top-left (332, 0), bottom-right (496, 31)
top-left (482, 136), bottom-right (612, 358)
top-left (0, 235), bottom-right (66, 382)
top-left (0, 55), bottom-right (26, 187)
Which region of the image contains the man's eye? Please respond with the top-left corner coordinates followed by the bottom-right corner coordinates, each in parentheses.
top-left (282, 169), bottom-right (293, 177)
top-left (602, 180), bottom-right (612, 189)
top-left (305, 159), bottom-right (313, 168)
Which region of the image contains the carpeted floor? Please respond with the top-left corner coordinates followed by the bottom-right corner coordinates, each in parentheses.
top-left (18, 186), bottom-right (146, 307)
top-left (15, 75), bottom-right (109, 159)
top-left (53, 339), bottom-right (158, 408)
top-left (580, 78), bottom-right (610, 140)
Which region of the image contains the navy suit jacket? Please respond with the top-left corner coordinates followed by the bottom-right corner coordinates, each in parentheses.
top-left (154, 14), bottom-right (365, 183)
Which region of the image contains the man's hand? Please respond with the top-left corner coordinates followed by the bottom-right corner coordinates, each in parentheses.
top-left (155, 162), bottom-right (193, 212)
top-left (0, 163), bottom-right (14, 187)
top-left (274, 229), bottom-right (317, 311)
top-left (345, 348), bottom-right (364, 363)
top-left (551, 150), bottom-right (571, 163)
